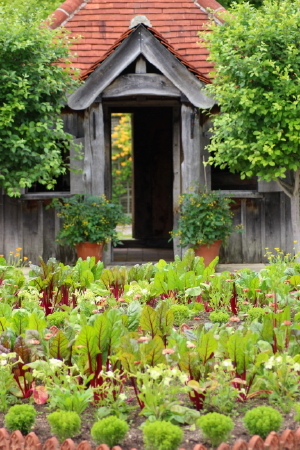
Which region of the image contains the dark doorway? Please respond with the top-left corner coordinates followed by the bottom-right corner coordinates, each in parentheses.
top-left (109, 105), bottom-right (174, 262)
top-left (133, 107), bottom-right (173, 247)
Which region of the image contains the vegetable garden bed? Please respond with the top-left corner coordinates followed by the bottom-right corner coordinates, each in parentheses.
top-left (0, 249), bottom-right (300, 449)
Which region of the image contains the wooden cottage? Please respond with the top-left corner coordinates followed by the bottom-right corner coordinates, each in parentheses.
top-left (0, 0), bottom-right (292, 264)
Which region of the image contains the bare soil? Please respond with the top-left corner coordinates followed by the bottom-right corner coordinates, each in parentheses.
top-left (0, 398), bottom-right (298, 449)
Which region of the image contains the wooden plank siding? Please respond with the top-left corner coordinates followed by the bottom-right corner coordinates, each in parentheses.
top-left (0, 192), bottom-right (293, 265)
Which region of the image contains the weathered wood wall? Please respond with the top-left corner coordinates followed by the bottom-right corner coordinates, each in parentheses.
top-left (220, 192), bottom-right (293, 263)
top-left (0, 194), bottom-right (76, 265)
top-left (0, 191), bottom-right (292, 265)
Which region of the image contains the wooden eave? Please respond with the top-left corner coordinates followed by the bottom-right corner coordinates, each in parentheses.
top-left (67, 25), bottom-right (214, 110)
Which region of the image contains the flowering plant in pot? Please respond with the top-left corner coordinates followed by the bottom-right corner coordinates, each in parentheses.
top-left (171, 187), bottom-right (240, 265)
top-left (51, 194), bottom-right (130, 261)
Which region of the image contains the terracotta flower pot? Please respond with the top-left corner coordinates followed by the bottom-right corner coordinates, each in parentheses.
top-left (194, 240), bottom-right (222, 267)
top-left (75, 241), bottom-right (104, 262)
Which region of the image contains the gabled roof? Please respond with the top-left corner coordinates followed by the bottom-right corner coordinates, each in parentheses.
top-left (80, 25), bottom-right (211, 84)
top-left (67, 24), bottom-right (215, 110)
top-left (50, 0), bottom-right (225, 79)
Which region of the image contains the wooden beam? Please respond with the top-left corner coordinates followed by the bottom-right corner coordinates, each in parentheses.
top-left (83, 103), bottom-right (105, 195)
top-left (102, 74), bottom-right (181, 98)
top-left (135, 55), bottom-right (147, 74)
top-left (21, 192), bottom-right (73, 200)
top-left (38, 200), bottom-right (44, 258)
top-left (102, 106), bottom-right (112, 265)
top-left (68, 25), bottom-right (214, 110)
top-left (172, 105), bottom-right (182, 258)
top-left (181, 104), bottom-right (201, 192)
top-left (70, 137), bottom-right (84, 194)
top-left (241, 199), bottom-right (247, 263)
top-left (280, 191), bottom-right (286, 252)
top-left (103, 105), bottom-right (112, 200)
top-left (68, 32), bottom-right (141, 110)
top-left (258, 179), bottom-right (282, 192)
top-left (140, 27), bottom-right (214, 108)
top-left (104, 99), bottom-right (180, 108)
top-left (200, 118), bottom-right (212, 188)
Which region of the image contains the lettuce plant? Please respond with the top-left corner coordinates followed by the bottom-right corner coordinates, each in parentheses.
top-left (143, 420), bottom-right (183, 450)
top-left (91, 416), bottom-right (129, 447)
top-left (203, 360), bottom-right (239, 414)
top-left (244, 406), bottom-right (282, 438)
top-left (135, 365), bottom-right (198, 424)
top-left (5, 404), bottom-right (37, 435)
top-left (47, 410), bottom-right (81, 441)
top-left (247, 307), bottom-right (265, 322)
top-left (196, 413), bottom-right (233, 447)
top-left (209, 311), bottom-right (230, 323)
top-left (170, 304), bottom-right (190, 326)
top-left (25, 360), bottom-right (92, 413)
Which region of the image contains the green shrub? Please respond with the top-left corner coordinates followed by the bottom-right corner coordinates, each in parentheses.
top-left (244, 406), bottom-right (282, 438)
top-left (196, 412), bottom-right (233, 447)
top-left (170, 304), bottom-right (190, 326)
top-left (247, 307), bottom-right (265, 322)
top-left (143, 420), bottom-right (183, 450)
top-left (47, 311), bottom-right (67, 328)
top-left (209, 311), bottom-right (230, 323)
top-left (47, 410), bottom-right (81, 441)
top-left (5, 404), bottom-right (37, 435)
top-left (91, 416), bottom-right (129, 447)
top-left (294, 403), bottom-right (300, 421)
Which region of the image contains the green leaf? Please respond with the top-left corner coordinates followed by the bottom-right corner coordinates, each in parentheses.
top-left (127, 301), bottom-right (142, 332)
top-left (93, 314), bottom-right (109, 354)
top-left (49, 330), bottom-right (69, 360)
top-left (197, 331), bottom-right (218, 364)
top-left (289, 275), bottom-right (300, 288)
top-left (75, 325), bottom-right (98, 373)
top-left (0, 317), bottom-right (8, 333)
top-left (140, 305), bottom-right (158, 338)
top-left (142, 335), bottom-right (165, 367)
top-left (156, 301), bottom-right (174, 336)
top-left (28, 312), bottom-right (47, 335)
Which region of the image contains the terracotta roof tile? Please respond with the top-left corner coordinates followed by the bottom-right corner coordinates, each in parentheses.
top-left (51, 0), bottom-right (225, 81)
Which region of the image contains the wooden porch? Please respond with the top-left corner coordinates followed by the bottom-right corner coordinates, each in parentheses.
top-left (113, 247), bottom-right (173, 264)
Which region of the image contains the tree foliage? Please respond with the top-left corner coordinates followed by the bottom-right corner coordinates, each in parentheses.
top-left (111, 114), bottom-right (132, 211)
top-left (220, 0), bottom-right (263, 9)
top-left (0, 3), bottom-right (79, 196)
top-left (2, 0), bottom-right (62, 19)
top-left (202, 0), bottom-right (300, 183)
top-left (201, 0), bottom-right (300, 245)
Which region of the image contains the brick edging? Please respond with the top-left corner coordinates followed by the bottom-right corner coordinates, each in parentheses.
top-left (0, 427), bottom-right (299, 450)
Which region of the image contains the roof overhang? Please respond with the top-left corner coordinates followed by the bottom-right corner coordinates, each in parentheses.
top-left (68, 25), bottom-right (214, 110)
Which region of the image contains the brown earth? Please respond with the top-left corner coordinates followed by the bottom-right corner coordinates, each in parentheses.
top-left (0, 398), bottom-right (298, 450)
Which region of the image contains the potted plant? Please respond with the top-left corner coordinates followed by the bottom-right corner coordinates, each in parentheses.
top-left (171, 187), bottom-right (240, 266)
top-left (51, 194), bottom-right (130, 261)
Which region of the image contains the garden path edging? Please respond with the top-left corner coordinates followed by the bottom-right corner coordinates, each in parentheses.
top-left (0, 426), bottom-right (299, 450)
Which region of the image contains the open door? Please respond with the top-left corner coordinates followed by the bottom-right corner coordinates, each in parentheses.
top-left (133, 106), bottom-right (173, 247)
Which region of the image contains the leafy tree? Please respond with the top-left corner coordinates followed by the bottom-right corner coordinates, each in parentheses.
top-left (220, 0), bottom-right (263, 9)
top-left (201, 0), bottom-right (300, 248)
top-left (2, 0), bottom-right (62, 19)
top-left (0, 3), bottom-right (79, 197)
top-left (111, 114), bottom-right (132, 211)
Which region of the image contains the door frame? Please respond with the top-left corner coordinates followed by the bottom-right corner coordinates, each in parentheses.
top-left (103, 98), bottom-right (181, 263)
